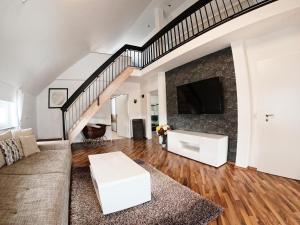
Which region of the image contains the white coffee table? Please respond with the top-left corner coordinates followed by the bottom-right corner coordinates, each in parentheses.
top-left (88, 151), bottom-right (151, 215)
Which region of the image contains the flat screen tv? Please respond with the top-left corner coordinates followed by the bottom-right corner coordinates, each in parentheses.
top-left (176, 77), bottom-right (224, 114)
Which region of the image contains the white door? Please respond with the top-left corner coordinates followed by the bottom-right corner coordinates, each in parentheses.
top-left (116, 95), bottom-right (130, 138)
top-left (256, 53), bottom-right (300, 180)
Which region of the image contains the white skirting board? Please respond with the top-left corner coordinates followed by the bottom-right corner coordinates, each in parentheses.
top-left (167, 130), bottom-right (228, 167)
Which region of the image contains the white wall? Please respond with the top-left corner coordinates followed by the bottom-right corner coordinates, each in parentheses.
top-left (157, 72), bottom-right (167, 125)
top-left (231, 41), bottom-right (252, 168)
top-left (140, 73), bottom-right (158, 139)
top-left (90, 101), bottom-right (111, 125)
top-left (36, 79), bottom-right (83, 139)
top-left (59, 53), bottom-right (111, 80)
top-left (36, 52), bottom-right (142, 139)
top-left (150, 95), bottom-right (158, 105)
top-left (115, 82), bottom-right (142, 121)
top-left (21, 92), bottom-right (37, 134)
top-left (231, 26), bottom-right (300, 168)
top-left (0, 81), bottom-right (16, 102)
top-left (36, 53), bottom-right (110, 139)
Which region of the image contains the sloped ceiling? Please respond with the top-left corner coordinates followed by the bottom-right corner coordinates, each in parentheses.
top-left (111, 0), bottom-right (197, 51)
top-left (0, 0), bottom-right (151, 94)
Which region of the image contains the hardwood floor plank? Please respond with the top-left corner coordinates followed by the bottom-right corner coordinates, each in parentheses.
top-left (72, 138), bottom-right (300, 225)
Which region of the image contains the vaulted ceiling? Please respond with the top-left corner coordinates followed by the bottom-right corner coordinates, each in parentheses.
top-left (0, 0), bottom-right (193, 95)
top-left (0, 0), bottom-right (152, 94)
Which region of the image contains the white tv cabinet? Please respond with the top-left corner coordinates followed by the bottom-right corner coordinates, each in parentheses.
top-left (167, 130), bottom-right (228, 167)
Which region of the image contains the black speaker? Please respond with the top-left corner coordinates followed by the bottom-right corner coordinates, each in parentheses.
top-left (132, 119), bottom-right (145, 139)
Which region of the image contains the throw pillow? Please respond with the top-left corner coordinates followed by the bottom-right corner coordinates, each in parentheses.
top-left (0, 151), bottom-right (5, 168)
top-left (19, 135), bottom-right (40, 157)
top-left (0, 131), bottom-right (13, 168)
top-left (0, 130), bottom-right (12, 141)
top-left (0, 138), bottom-right (23, 166)
top-left (12, 128), bottom-right (33, 156)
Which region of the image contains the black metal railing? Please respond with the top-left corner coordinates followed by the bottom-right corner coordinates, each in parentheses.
top-left (61, 45), bottom-right (142, 138)
top-left (61, 0), bottom-right (277, 139)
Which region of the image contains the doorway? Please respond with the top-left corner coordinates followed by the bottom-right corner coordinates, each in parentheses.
top-left (255, 52), bottom-right (300, 180)
top-left (110, 95), bottom-right (130, 139)
top-left (150, 91), bottom-right (159, 137)
top-left (144, 90), bottom-right (159, 142)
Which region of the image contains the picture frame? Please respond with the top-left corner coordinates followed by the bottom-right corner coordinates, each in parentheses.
top-left (48, 88), bottom-right (68, 109)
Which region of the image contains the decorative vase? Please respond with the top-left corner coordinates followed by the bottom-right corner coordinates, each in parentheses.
top-left (159, 135), bottom-right (167, 148)
top-left (159, 136), bottom-right (163, 145)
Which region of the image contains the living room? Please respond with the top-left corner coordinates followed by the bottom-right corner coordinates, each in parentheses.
top-left (0, 0), bottom-right (300, 225)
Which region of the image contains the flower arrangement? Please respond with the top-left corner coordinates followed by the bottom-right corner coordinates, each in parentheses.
top-left (156, 124), bottom-right (170, 136)
top-left (156, 124), bottom-right (170, 148)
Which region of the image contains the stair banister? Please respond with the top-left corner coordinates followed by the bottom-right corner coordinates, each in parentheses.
top-left (61, 44), bottom-right (142, 112)
top-left (61, 0), bottom-right (277, 140)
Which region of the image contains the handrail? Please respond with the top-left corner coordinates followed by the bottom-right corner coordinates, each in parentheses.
top-left (61, 44), bottom-right (142, 111)
top-left (61, 0), bottom-right (277, 139)
top-left (142, 0), bottom-right (212, 49)
top-left (62, 0), bottom-right (276, 112)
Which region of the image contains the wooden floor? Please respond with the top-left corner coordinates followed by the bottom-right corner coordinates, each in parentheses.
top-left (72, 137), bottom-right (300, 225)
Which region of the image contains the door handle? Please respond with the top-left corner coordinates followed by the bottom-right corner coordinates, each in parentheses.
top-left (265, 114), bottom-right (274, 122)
top-left (265, 114), bottom-right (274, 117)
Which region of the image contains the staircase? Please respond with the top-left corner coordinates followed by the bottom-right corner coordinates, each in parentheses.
top-left (61, 45), bottom-right (142, 141)
top-left (61, 0), bottom-right (277, 142)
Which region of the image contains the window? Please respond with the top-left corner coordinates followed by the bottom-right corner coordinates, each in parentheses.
top-left (0, 100), bottom-right (18, 130)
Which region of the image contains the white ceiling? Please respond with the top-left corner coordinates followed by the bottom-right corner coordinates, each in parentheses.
top-left (0, 0), bottom-right (151, 94)
top-left (0, 0), bottom-right (195, 95)
top-left (115, 0), bottom-right (197, 50)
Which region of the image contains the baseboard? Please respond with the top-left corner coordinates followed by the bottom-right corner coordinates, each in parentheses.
top-left (247, 166), bottom-right (257, 171)
top-left (37, 138), bottom-right (62, 142)
top-left (233, 163), bottom-right (258, 171)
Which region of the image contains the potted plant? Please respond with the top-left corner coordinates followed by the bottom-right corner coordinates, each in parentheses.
top-left (156, 124), bottom-right (170, 148)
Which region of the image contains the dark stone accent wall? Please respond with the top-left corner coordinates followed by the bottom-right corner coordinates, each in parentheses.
top-left (166, 48), bottom-right (237, 162)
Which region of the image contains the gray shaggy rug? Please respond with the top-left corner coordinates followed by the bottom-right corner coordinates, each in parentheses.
top-left (70, 161), bottom-right (223, 225)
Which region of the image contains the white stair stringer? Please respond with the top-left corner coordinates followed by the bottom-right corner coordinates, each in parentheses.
top-left (68, 67), bottom-right (135, 143)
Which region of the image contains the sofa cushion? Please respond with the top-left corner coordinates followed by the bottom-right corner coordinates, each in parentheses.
top-left (0, 131), bottom-right (13, 168)
top-left (37, 140), bottom-right (70, 151)
top-left (0, 152), bottom-right (5, 168)
top-left (0, 148), bottom-right (71, 175)
top-left (0, 138), bottom-right (23, 166)
top-left (11, 128), bottom-right (33, 156)
top-left (19, 135), bottom-right (40, 157)
top-left (0, 173), bottom-right (69, 225)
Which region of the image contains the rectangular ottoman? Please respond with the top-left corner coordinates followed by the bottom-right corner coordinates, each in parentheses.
top-left (88, 151), bottom-right (151, 215)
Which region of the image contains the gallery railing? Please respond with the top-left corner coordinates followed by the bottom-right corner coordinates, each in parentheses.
top-left (61, 0), bottom-right (277, 139)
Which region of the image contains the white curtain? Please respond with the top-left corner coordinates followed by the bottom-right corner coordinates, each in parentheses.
top-left (16, 88), bottom-right (24, 128)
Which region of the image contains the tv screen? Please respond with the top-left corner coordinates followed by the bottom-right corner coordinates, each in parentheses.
top-left (176, 77), bottom-right (224, 114)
